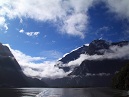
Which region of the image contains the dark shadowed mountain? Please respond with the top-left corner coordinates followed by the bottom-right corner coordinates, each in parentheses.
top-left (0, 43), bottom-right (47, 88)
top-left (57, 40), bottom-right (129, 72)
top-left (59, 44), bottom-right (88, 64)
top-left (69, 40), bottom-right (129, 75)
top-left (70, 59), bottom-right (129, 75)
top-left (42, 40), bottom-right (129, 87)
top-left (59, 40), bottom-right (129, 64)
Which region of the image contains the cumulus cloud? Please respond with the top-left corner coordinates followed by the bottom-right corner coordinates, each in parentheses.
top-left (61, 13), bottom-right (88, 38)
top-left (0, 0), bottom-right (95, 38)
top-left (4, 44), bottom-right (69, 79)
top-left (0, 0), bottom-right (129, 37)
top-left (105, 0), bottom-right (129, 21)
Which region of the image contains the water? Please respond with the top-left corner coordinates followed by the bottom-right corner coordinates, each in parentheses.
top-left (0, 88), bottom-right (128, 97)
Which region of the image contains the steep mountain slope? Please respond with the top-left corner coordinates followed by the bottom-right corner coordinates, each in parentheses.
top-left (59, 44), bottom-right (88, 64)
top-left (44, 39), bottom-right (129, 87)
top-left (56, 45), bottom-right (88, 72)
top-left (69, 40), bottom-right (129, 75)
top-left (0, 43), bottom-right (47, 87)
top-left (70, 59), bottom-right (129, 75)
top-left (57, 40), bottom-right (129, 71)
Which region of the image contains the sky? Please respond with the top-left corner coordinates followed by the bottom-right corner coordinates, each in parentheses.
top-left (0, 0), bottom-right (129, 78)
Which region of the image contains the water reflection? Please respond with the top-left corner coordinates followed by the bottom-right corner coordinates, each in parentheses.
top-left (36, 88), bottom-right (127, 97)
top-left (0, 88), bottom-right (21, 97)
top-left (0, 88), bottom-right (43, 97)
top-left (0, 88), bottom-right (128, 97)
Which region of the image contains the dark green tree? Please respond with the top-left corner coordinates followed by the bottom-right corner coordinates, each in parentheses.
top-left (112, 62), bottom-right (129, 90)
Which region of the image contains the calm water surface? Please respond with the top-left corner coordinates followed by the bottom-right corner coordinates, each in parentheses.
top-left (0, 88), bottom-right (128, 97)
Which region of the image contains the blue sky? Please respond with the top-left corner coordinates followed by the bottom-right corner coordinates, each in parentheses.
top-left (0, 0), bottom-right (129, 78)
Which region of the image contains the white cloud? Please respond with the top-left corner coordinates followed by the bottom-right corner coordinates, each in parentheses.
top-left (61, 13), bottom-right (88, 38)
top-left (105, 0), bottom-right (129, 21)
top-left (65, 54), bottom-right (88, 68)
top-left (4, 44), bottom-right (69, 79)
top-left (26, 32), bottom-right (40, 37)
top-left (0, 17), bottom-right (5, 26)
top-left (60, 0), bottom-right (94, 38)
top-left (19, 29), bottom-right (24, 33)
top-left (103, 45), bottom-right (129, 59)
top-left (19, 29), bottom-right (40, 37)
top-left (1, 0), bottom-right (129, 37)
top-left (0, 17), bottom-right (8, 31)
top-left (0, 16), bottom-right (8, 31)
top-left (0, 0), bottom-right (95, 38)
top-left (4, 24), bottom-right (8, 30)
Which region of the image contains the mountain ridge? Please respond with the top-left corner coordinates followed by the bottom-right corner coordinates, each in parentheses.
top-left (56, 40), bottom-right (129, 72)
top-left (0, 43), bottom-right (47, 88)
top-left (43, 39), bottom-right (129, 87)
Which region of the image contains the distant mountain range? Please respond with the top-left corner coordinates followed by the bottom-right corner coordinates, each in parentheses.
top-left (0, 40), bottom-right (129, 88)
top-left (42, 40), bottom-right (129, 87)
top-left (0, 43), bottom-right (47, 88)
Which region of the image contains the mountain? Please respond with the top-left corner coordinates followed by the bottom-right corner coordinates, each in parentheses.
top-left (43, 39), bottom-right (129, 87)
top-left (57, 40), bottom-right (129, 71)
top-left (56, 44), bottom-right (88, 72)
top-left (59, 40), bottom-right (129, 63)
top-left (70, 59), bottom-right (129, 75)
top-left (69, 40), bottom-right (129, 75)
top-left (59, 44), bottom-right (88, 64)
top-left (0, 43), bottom-right (47, 88)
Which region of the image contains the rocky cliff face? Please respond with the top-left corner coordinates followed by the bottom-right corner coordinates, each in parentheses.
top-left (0, 43), bottom-right (47, 88)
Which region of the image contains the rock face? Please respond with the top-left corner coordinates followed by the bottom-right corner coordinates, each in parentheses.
top-left (0, 43), bottom-right (47, 88)
top-left (43, 40), bottom-right (129, 87)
